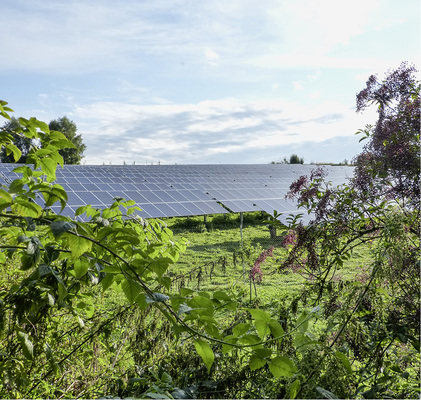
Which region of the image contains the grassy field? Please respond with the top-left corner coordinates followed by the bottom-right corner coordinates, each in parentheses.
top-left (163, 212), bottom-right (372, 300)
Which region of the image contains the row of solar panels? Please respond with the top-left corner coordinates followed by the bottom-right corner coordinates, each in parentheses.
top-left (0, 164), bottom-right (354, 224)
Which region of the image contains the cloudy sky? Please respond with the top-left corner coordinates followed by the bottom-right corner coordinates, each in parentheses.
top-left (1, 0), bottom-right (419, 165)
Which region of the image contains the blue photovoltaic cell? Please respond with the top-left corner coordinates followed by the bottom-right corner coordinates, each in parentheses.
top-left (75, 192), bottom-right (103, 206)
top-left (0, 163), bottom-right (353, 222)
top-left (92, 191), bottom-right (115, 204)
top-left (123, 191), bottom-right (150, 203)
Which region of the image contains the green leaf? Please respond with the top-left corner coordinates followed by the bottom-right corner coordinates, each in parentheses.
top-left (269, 319), bottom-right (284, 339)
top-left (148, 257), bottom-right (172, 279)
top-left (249, 354), bottom-right (267, 371)
top-left (18, 331), bottom-right (34, 360)
top-left (135, 293), bottom-right (147, 310)
top-left (67, 234), bottom-right (92, 259)
top-left (254, 348), bottom-right (272, 358)
top-left (58, 282), bottom-right (68, 301)
top-left (194, 339), bottom-right (214, 373)
top-left (335, 351), bottom-right (352, 374)
top-left (233, 323), bottom-right (250, 337)
top-left (121, 278), bottom-right (143, 304)
top-left (296, 311), bottom-right (309, 333)
top-left (13, 198), bottom-right (42, 217)
top-left (101, 273), bottom-right (115, 291)
top-left (74, 259), bottom-right (89, 279)
top-left (38, 157), bottom-right (57, 181)
top-left (0, 188), bottom-right (12, 203)
top-left (5, 143), bottom-right (21, 162)
top-left (249, 308), bottom-right (271, 339)
top-left (289, 379), bottom-right (301, 399)
top-left (269, 356), bottom-right (297, 378)
top-left (50, 220), bottom-right (75, 238)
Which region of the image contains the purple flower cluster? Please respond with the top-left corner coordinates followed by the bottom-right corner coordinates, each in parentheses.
top-left (282, 231), bottom-right (296, 247)
top-left (249, 247), bottom-right (274, 283)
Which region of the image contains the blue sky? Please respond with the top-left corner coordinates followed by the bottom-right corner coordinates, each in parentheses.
top-left (1, 0), bottom-right (419, 165)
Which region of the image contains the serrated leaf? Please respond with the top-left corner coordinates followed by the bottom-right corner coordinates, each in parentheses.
top-left (67, 234), bottom-right (92, 259)
top-left (269, 319), bottom-right (284, 339)
top-left (233, 323), bottom-right (250, 337)
top-left (249, 354), bottom-right (267, 371)
top-left (194, 339), bottom-right (214, 373)
top-left (101, 273), bottom-right (115, 291)
top-left (254, 348), bottom-right (272, 358)
top-left (148, 257), bottom-right (172, 278)
top-left (121, 278), bottom-right (143, 304)
top-left (5, 143), bottom-right (21, 162)
top-left (38, 157), bottom-right (57, 181)
top-left (74, 259), bottom-right (89, 279)
top-left (249, 308), bottom-right (271, 339)
top-left (13, 198), bottom-right (42, 217)
top-left (269, 356), bottom-right (297, 378)
top-left (50, 220), bottom-right (75, 238)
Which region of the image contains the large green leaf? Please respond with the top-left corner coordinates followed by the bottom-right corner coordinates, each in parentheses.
top-left (269, 319), bottom-right (284, 339)
top-left (4, 143), bottom-right (21, 162)
top-left (148, 257), bottom-right (172, 278)
top-left (249, 308), bottom-right (271, 339)
top-left (249, 354), bottom-right (267, 371)
top-left (194, 339), bottom-right (214, 373)
top-left (50, 220), bottom-right (75, 238)
top-left (74, 259), bottom-right (89, 279)
top-left (38, 157), bottom-right (57, 181)
top-left (269, 356), bottom-right (297, 378)
top-left (233, 323), bottom-right (250, 337)
top-left (121, 278), bottom-right (143, 304)
top-left (13, 198), bottom-right (42, 217)
top-left (67, 234), bottom-right (92, 259)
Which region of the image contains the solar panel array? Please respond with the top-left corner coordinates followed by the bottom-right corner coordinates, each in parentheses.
top-left (0, 163), bottom-right (354, 223)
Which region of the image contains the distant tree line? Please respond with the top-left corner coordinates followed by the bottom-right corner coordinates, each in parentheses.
top-left (0, 116), bottom-right (86, 164)
top-left (272, 154), bottom-right (304, 164)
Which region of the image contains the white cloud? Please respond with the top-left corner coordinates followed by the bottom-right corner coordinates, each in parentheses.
top-left (72, 97), bottom-right (377, 165)
top-left (204, 48), bottom-right (220, 66)
top-left (2, 0), bottom-right (415, 75)
top-left (293, 81), bottom-right (304, 91)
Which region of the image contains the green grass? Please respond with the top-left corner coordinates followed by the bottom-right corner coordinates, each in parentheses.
top-left (163, 212), bottom-right (373, 301)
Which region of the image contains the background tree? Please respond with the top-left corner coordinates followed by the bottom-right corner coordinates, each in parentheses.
top-left (49, 116), bottom-right (86, 164)
top-left (272, 154), bottom-right (304, 164)
top-left (353, 62), bottom-right (420, 211)
top-left (289, 154), bottom-right (304, 164)
top-left (0, 117), bottom-right (34, 163)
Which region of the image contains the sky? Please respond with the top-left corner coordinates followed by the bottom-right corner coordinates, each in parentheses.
top-left (1, 0), bottom-right (419, 165)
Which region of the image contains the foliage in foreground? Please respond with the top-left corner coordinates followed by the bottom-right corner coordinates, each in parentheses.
top-left (0, 63), bottom-right (419, 399)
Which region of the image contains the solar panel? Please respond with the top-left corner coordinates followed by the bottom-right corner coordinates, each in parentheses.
top-left (0, 163), bottom-right (354, 223)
